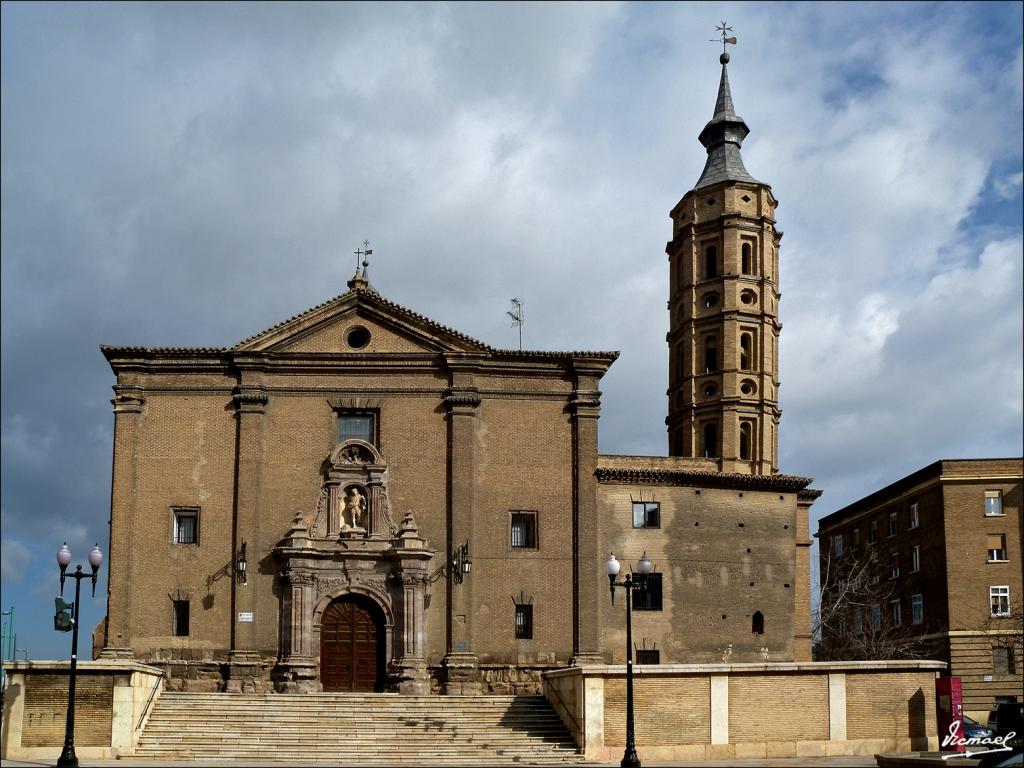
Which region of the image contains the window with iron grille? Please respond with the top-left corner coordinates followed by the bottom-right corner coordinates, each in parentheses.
top-left (173, 508), bottom-right (199, 545)
top-left (514, 604), bottom-right (533, 639)
top-left (632, 502), bottom-right (660, 529)
top-left (634, 573), bottom-right (663, 611)
top-left (510, 511), bottom-right (538, 549)
top-left (172, 600), bottom-right (190, 637)
top-left (338, 411), bottom-right (377, 446)
top-left (992, 646), bottom-right (1016, 675)
top-left (635, 648), bottom-right (660, 665)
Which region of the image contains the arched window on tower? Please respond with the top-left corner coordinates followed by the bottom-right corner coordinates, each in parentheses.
top-left (740, 334), bottom-right (752, 370)
top-left (704, 336), bottom-right (718, 373)
top-left (703, 422), bottom-right (718, 458)
top-left (740, 422), bottom-right (753, 461)
top-left (704, 246), bottom-right (717, 279)
top-left (752, 611), bottom-right (764, 635)
top-left (742, 243), bottom-right (752, 275)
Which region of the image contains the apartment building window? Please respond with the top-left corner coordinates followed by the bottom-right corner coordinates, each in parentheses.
top-left (984, 490), bottom-right (1004, 516)
top-left (870, 604), bottom-right (881, 630)
top-left (890, 599), bottom-right (902, 627)
top-left (868, 521), bottom-right (879, 544)
top-left (514, 604), bottom-right (533, 639)
top-left (888, 512), bottom-right (898, 537)
top-left (338, 411), bottom-right (376, 446)
top-left (632, 502), bottom-right (660, 529)
top-left (852, 609), bottom-right (863, 634)
top-left (510, 511), bottom-right (538, 549)
top-left (635, 648), bottom-right (661, 665)
top-left (889, 552), bottom-right (900, 579)
top-left (908, 503), bottom-right (919, 530)
top-left (910, 544), bottom-right (921, 573)
top-left (987, 534), bottom-right (1008, 562)
top-left (911, 593), bottom-right (924, 625)
top-left (832, 534), bottom-right (844, 558)
top-left (992, 646), bottom-right (1016, 675)
top-left (634, 573), bottom-right (663, 611)
top-left (173, 508), bottom-right (199, 545)
top-left (851, 528), bottom-right (861, 552)
top-left (172, 600), bottom-right (190, 637)
top-left (990, 586), bottom-right (1011, 616)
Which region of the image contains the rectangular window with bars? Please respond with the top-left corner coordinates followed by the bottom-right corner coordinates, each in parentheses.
top-left (338, 412), bottom-right (376, 446)
top-left (173, 508), bottom-right (199, 545)
top-left (992, 646), bottom-right (1016, 675)
top-left (635, 648), bottom-right (660, 665)
top-left (172, 600), bottom-right (190, 636)
top-left (984, 490), bottom-right (1004, 516)
top-left (632, 502), bottom-right (660, 529)
top-left (634, 573), bottom-right (663, 611)
top-left (987, 534), bottom-right (1007, 562)
top-left (514, 604), bottom-right (533, 639)
top-left (510, 511), bottom-right (538, 549)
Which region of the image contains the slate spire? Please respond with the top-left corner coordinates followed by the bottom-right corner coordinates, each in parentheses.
top-left (693, 52), bottom-right (761, 190)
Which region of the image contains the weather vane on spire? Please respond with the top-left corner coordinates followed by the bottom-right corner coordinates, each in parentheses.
top-left (711, 22), bottom-right (737, 55)
top-left (354, 240), bottom-right (373, 272)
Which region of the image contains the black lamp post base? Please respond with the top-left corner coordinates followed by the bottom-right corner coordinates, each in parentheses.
top-left (57, 744), bottom-right (79, 767)
top-left (621, 746), bottom-right (641, 768)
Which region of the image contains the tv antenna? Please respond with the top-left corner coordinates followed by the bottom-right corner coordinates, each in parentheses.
top-left (507, 298), bottom-right (524, 351)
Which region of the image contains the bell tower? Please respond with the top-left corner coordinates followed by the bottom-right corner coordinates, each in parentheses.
top-left (666, 46), bottom-right (781, 475)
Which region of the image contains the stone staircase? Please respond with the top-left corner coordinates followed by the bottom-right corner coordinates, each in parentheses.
top-left (134, 692), bottom-right (583, 764)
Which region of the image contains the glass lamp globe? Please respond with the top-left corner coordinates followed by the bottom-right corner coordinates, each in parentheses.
top-left (637, 551), bottom-right (654, 575)
top-left (88, 544), bottom-right (104, 569)
top-left (603, 552), bottom-right (621, 576)
top-left (56, 543), bottom-right (72, 567)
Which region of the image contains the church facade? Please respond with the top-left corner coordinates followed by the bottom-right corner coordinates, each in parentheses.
top-left (98, 51), bottom-right (819, 693)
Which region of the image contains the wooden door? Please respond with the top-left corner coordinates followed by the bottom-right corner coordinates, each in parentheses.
top-left (320, 596), bottom-right (381, 692)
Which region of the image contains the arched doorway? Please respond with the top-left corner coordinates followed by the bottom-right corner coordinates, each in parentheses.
top-left (320, 594), bottom-right (385, 692)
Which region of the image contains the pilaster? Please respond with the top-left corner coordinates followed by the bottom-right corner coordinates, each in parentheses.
top-left (441, 361), bottom-right (481, 694)
top-left (101, 383), bottom-right (145, 659)
top-left (227, 371), bottom-right (268, 692)
top-left (569, 361), bottom-right (604, 665)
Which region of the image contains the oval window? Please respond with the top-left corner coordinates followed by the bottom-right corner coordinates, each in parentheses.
top-left (346, 326), bottom-right (371, 349)
top-left (703, 293), bottom-right (719, 309)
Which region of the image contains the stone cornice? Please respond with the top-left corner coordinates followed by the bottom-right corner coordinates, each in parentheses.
top-left (595, 466), bottom-right (814, 493)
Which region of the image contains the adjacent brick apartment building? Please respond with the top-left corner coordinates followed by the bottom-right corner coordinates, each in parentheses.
top-left (96, 51), bottom-right (820, 693)
top-left (816, 458), bottom-right (1023, 720)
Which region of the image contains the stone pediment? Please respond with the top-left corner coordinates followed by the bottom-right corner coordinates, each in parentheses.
top-left (233, 289), bottom-right (489, 354)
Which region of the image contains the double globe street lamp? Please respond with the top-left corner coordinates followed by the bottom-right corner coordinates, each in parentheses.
top-left (55, 542), bottom-right (104, 768)
top-left (604, 551), bottom-right (654, 768)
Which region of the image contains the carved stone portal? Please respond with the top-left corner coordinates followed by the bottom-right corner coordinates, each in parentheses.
top-left (272, 441), bottom-right (432, 694)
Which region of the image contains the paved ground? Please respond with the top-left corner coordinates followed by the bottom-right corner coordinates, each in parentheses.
top-left (1, 757), bottom-right (879, 767)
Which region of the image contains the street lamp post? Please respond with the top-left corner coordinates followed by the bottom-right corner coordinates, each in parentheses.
top-left (55, 542), bottom-right (103, 768)
top-left (603, 551), bottom-right (654, 768)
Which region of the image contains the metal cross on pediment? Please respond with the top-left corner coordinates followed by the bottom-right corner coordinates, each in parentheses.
top-left (354, 239), bottom-right (373, 271)
top-left (710, 21), bottom-right (737, 53)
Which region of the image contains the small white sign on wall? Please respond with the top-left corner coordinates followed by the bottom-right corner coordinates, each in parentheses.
top-left (237, 612), bottom-right (254, 623)
top-left (982, 674), bottom-right (993, 682)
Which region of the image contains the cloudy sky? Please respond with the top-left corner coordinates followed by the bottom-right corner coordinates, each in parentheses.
top-left (2, 2), bottom-right (1021, 660)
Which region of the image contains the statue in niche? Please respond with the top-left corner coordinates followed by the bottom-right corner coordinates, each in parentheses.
top-left (340, 486), bottom-right (367, 532)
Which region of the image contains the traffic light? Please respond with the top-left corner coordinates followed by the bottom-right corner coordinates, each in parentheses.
top-left (54, 597), bottom-right (73, 632)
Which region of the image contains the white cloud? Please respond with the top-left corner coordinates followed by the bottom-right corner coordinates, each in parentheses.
top-left (1, 540), bottom-right (32, 581)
